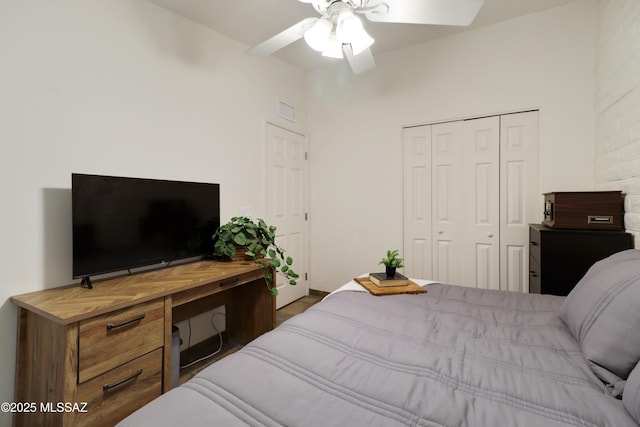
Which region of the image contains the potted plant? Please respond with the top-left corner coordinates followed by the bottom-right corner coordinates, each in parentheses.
top-left (212, 216), bottom-right (298, 296)
top-left (379, 249), bottom-right (405, 278)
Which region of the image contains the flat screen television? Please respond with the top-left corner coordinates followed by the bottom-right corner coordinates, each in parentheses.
top-left (72, 173), bottom-right (220, 281)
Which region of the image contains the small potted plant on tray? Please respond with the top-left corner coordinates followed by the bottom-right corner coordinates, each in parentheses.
top-left (212, 216), bottom-right (298, 296)
top-left (379, 249), bottom-right (405, 278)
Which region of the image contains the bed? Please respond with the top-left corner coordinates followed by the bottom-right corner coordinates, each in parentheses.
top-left (119, 249), bottom-right (640, 426)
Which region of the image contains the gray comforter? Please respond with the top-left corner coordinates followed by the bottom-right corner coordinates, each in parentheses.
top-left (119, 283), bottom-right (637, 426)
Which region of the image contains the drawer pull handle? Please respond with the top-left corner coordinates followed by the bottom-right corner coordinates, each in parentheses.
top-left (588, 215), bottom-right (613, 224)
top-left (103, 368), bottom-right (143, 391)
top-left (530, 241), bottom-right (538, 246)
top-left (220, 278), bottom-right (240, 287)
top-left (106, 313), bottom-right (145, 331)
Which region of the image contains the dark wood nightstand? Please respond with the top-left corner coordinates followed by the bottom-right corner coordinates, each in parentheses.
top-left (529, 224), bottom-right (634, 296)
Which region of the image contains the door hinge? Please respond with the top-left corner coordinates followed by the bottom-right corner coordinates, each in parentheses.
top-left (305, 272), bottom-right (308, 280)
top-left (305, 152), bottom-right (308, 160)
top-left (305, 212), bottom-right (308, 221)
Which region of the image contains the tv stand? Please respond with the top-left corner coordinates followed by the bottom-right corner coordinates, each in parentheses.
top-left (11, 260), bottom-right (275, 426)
top-left (81, 276), bottom-right (93, 289)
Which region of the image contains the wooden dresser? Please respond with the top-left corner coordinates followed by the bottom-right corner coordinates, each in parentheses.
top-left (529, 224), bottom-right (634, 296)
top-left (11, 261), bottom-right (274, 426)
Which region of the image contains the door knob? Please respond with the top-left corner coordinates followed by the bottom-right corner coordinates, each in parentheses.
top-left (487, 233), bottom-right (493, 238)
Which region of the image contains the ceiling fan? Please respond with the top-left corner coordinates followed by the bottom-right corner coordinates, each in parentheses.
top-left (247, 0), bottom-right (485, 75)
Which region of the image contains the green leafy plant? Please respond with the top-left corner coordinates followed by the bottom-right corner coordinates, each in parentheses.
top-left (379, 249), bottom-right (405, 268)
top-left (379, 249), bottom-right (405, 278)
top-left (212, 216), bottom-right (299, 296)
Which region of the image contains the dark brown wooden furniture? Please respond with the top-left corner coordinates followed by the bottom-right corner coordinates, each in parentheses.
top-left (542, 191), bottom-right (624, 230)
top-left (529, 224), bottom-right (634, 296)
top-left (11, 260), bottom-right (274, 426)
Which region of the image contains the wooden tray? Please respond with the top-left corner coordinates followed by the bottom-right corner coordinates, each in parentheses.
top-left (354, 277), bottom-right (426, 296)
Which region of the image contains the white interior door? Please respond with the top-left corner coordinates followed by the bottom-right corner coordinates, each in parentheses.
top-left (265, 123), bottom-right (308, 308)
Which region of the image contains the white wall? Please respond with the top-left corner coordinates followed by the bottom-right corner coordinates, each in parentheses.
top-left (307, 0), bottom-right (598, 292)
top-left (0, 1), bottom-right (307, 422)
top-left (595, 0), bottom-right (640, 246)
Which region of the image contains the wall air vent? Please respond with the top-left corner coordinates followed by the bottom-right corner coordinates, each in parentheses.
top-left (277, 100), bottom-right (296, 122)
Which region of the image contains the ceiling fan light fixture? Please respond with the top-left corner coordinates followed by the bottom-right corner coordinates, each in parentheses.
top-left (335, 10), bottom-right (360, 43)
top-left (348, 25), bottom-right (374, 55)
top-left (308, 0), bottom-right (334, 15)
top-left (321, 34), bottom-right (344, 59)
top-left (303, 18), bottom-right (332, 52)
top-left (253, 0), bottom-right (486, 75)
top-left (335, 8), bottom-right (374, 55)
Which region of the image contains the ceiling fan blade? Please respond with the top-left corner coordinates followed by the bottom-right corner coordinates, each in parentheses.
top-left (247, 17), bottom-right (318, 56)
top-left (343, 45), bottom-right (376, 75)
top-left (363, 0), bottom-right (484, 26)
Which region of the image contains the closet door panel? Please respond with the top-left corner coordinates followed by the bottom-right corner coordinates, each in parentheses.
top-left (500, 111), bottom-right (539, 292)
top-left (403, 126), bottom-right (432, 279)
top-left (432, 121), bottom-right (464, 285)
top-left (463, 117), bottom-right (500, 289)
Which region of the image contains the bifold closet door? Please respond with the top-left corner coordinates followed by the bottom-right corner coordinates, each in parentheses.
top-left (403, 111), bottom-right (538, 291)
top-left (403, 117), bottom-right (500, 287)
top-left (430, 117), bottom-right (500, 288)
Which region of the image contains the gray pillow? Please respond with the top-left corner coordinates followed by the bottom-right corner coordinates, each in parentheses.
top-left (624, 362), bottom-right (640, 424)
top-left (561, 249), bottom-right (640, 384)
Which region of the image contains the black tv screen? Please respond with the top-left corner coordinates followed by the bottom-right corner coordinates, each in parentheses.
top-left (72, 173), bottom-right (220, 279)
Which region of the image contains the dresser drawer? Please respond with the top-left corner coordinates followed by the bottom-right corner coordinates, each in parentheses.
top-left (74, 348), bottom-right (162, 427)
top-left (78, 299), bottom-right (164, 383)
top-left (529, 226), bottom-right (541, 263)
top-left (529, 258), bottom-right (541, 294)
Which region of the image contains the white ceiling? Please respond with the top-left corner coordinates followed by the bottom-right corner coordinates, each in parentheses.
top-left (147, 0), bottom-right (578, 71)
